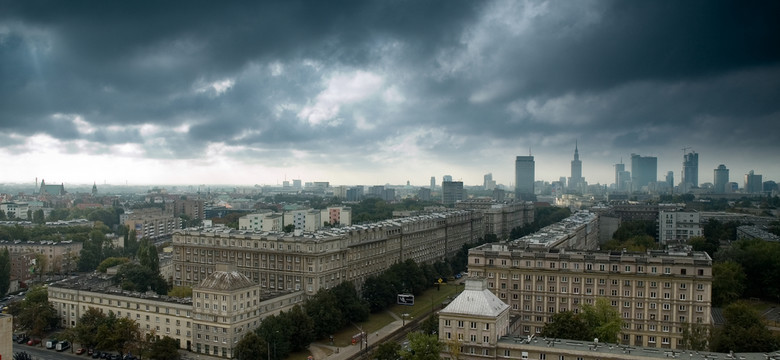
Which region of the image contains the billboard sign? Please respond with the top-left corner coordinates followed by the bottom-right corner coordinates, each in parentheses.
top-left (397, 294), bottom-right (414, 306)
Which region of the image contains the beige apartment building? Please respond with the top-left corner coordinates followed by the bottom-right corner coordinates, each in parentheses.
top-left (1, 239), bottom-right (82, 274)
top-left (467, 244), bottom-right (712, 350)
top-left (48, 272), bottom-right (304, 355)
top-left (456, 200), bottom-right (534, 240)
top-left (172, 210), bottom-right (484, 294)
top-left (122, 208), bottom-right (182, 239)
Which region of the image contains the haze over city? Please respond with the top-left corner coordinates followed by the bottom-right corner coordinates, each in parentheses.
top-left (1, 1), bottom-right (778, 187)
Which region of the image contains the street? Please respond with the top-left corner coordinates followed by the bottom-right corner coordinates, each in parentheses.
top-left (12, 344), bottom-right (85, 360)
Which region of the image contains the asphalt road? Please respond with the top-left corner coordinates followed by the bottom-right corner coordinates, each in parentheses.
top-left (12, 343), bottom-right (88, 360)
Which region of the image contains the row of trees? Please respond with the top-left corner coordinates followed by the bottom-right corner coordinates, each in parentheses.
top-left (234, 282), bottom-right (368, 360)
top-left (602, 220), bottom-right (660, 252)
top-left (361, 259), bottom-right (454, 313)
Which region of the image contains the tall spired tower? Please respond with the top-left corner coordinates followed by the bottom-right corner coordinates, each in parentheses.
top-left (568, 141), bottom-right (584, 191)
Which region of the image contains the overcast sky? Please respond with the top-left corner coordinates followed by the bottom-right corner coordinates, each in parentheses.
top-left (1, 1), bottom-right (778, 188)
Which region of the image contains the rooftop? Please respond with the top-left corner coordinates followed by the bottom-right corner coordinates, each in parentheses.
top-left (440, 279), bottom-right (509, 318)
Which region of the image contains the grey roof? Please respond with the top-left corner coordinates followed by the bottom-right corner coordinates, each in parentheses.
top-left (196, 270), bottom-right (255, 291)
top-left (441, 281), bottom-right (509, 318)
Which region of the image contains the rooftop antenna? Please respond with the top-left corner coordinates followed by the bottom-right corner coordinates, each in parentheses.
top-left (529, 147), bottom-right (532, 156)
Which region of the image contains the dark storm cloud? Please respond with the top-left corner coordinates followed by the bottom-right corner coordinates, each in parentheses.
top-left (1, 0), bottom-right (779, 179)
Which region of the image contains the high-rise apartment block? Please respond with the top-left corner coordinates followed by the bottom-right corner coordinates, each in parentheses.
top-left (174, 198), bottom-right (205, 220)
top-left (121, 208), bottom-right (182, 240)
top-left (744, 170), bottom-right (763, 194)
top-left (442, 181), bottom-right (465, 205)
top-left (658, 210), bottom-right (702, 245)
top-left (630, 154), bottom-right (657, 191)
top-left (713, 165), bottom-right (729, 193)
top-left (515, 156), bottom-right (535, 200)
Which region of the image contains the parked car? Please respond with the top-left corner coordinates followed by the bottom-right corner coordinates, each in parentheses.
top-left (56, 341), bottom-right (71, 352)
top-left (76, 348), bottom-right (87, 355)
top-left (88, 348), bottom-right (94, 355)
top-left (91, 351), bottom-right (102, 359)
top-left (16, 335), bottom-right (30, 344)
top-left (27, 338), bottom-right (41, 346)
top-left (45, 339), bottom-right (59, 349)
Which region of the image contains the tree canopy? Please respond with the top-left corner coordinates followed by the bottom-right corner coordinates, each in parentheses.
top-left (710, 302), bottom-right (780, 353)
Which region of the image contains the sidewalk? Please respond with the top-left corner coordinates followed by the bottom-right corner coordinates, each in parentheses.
top-left (309, 313), bottom-right (406, 360)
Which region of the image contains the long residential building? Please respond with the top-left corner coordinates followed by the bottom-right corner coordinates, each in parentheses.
top-left (48, 269), bottom-right (304, 356)
top-left (456, 199), bottom-right (534, 240)
top-left (171, 210), bottom-right (484, 295)
top-left (467, 244), bottom-right (712, 350)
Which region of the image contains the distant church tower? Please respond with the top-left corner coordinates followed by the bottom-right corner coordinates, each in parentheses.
top-left (92, 182), bottom-right (98, 196)
top-left (568, 141), bottom-right (585, 191)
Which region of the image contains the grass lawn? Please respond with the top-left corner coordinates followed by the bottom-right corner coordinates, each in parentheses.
top-left (319, 282), bottom-right (464, 347)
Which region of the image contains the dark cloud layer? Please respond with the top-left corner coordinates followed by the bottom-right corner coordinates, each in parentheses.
top-left (1, 0), bottom-right (778, 184)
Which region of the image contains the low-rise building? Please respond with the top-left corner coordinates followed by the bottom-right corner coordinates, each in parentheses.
top-left (456, 199), bottom-right (534, 240)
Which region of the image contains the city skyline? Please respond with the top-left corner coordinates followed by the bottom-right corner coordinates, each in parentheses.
top-left (1, 2), bottom-right (779, 187)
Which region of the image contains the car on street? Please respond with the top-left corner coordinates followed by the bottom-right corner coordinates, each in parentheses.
top-left (76, 348), bottom-right (87, 355)
top-left (91, 351), bottom-right (102, 359)
top-left (27, 338), bottom-right (41, 346)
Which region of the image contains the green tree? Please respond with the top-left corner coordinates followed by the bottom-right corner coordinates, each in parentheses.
top-left (144, 336), bottom-right (180, 360)
top-left (541, 311), bottom-right (591, 341)
top-left (74, 307), bottom-right (108, 349)
top-left (330, 282), bottom-right (369, 323)
top-left (167, 286), bottom-right (193, 298)
top-left (137, 237), bottom-right (159, 273)
top-left (420, 314), bottom-right (439, 335)
top-left (710, 302), bottom-right (780, 353)
top-left (32, 209), bottom-right (46, 225)
top-left (283, 224), bottom-right (296, 233)
top-left (0, 247), bottom-right (10, 296)
top-left (234, 332), bottom-right (267, 360)
top-left (115, 263), bottom-right (168, 295)
top-left (96, 257), bottom-right (131, 273)
top-left (373, 342), bottom-right (401, 360)
top-left (401, 332), bottom-right (441, 360)
top-left (581, 298), bottom-right (622, 344)
top-left (305, 289), bottom-right (344, 339)
top-left (680, 322), bottom-right (709, 351)
top-left (11, 286), bottom-right (59, 343)
top-left (287, 304), bottom-right (315, 352)
top-left (712, 261), bottom-right (747, 306)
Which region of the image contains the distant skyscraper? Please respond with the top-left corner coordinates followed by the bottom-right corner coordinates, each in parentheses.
top-left (744, 170), bottom-right (763, 194)
top-left (630, 154), bottom-right (657, 191)
top-left (515, 156), bottom-right (535, 200)
top-left (418, 187), bottom-right (432, 201)
top-left (442, 181), bottom-right (464, 205)
top-left (443, 175), bottom-right (453, 183)
top-left (614, 162), bottom-right (630, 191)
top-left (568, 142), bottom-right (584, 191)
top-left (666, 171), bottom-right (674, 189)
top-left (430, 176), bottom-right (435, 191)
top-left (682, 151), bottom-right (699, 192)
top-left (483, 173), bottom-right (496, 190)
top-left (714, 165), bottom-right (729, 193)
